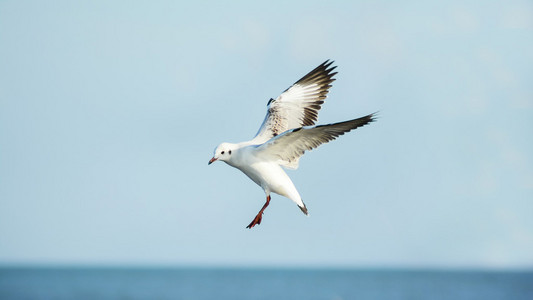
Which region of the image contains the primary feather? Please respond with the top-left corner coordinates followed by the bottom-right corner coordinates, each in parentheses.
top-left (250, 60), bottom-right (337, 145)
top-left (256, 113), bottom-right (376, 169)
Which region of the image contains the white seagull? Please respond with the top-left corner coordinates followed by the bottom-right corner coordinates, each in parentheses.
top-left (209, 60), bottom-right (376, 228)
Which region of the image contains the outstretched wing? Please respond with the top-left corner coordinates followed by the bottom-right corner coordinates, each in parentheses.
top-left (249, 60), bottom-right (337, 145)
top-left (255, 113), bottom-right (376, 169)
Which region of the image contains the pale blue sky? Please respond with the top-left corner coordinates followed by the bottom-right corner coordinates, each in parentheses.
top-left (1, 0), bottom-right (532, 269)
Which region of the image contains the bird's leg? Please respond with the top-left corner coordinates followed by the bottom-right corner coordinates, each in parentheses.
top-left (246, 195), bottom-right (271, 229)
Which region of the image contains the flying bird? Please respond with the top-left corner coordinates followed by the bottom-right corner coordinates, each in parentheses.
top-left (208, 60), bottom-right (376, 229)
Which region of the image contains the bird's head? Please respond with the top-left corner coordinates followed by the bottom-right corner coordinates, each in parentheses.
top-left (208, 142), bottom-right (235, 165)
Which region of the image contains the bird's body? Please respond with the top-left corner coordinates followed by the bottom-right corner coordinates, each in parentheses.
top-left (223, 143), bottom-right (305, 211)
top-left (209, 60), bottom-right (376, 228)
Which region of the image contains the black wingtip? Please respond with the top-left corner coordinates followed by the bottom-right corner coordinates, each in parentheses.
top-left (322, 59), bottom-right (334, 68)
top-left (290, 59), bottom-right (338, 88)
top-left (369, 111), bottom-right (380, 122)
top-left (322, 60), bottom-right (337, 75)
top-left (359, 112), bottom-right (378, 127)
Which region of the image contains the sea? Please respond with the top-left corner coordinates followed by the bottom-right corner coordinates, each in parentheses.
top-left (1, 267), bottom-right (532, 300)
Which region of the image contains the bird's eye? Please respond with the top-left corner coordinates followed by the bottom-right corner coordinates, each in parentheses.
top-left (229, 150), bottom-right (232, 155)
top-left (221, 151), bottom-right (225, 155)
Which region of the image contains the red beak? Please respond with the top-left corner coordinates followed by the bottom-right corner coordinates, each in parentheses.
top-left (208, 157), bottom-right (217, 165)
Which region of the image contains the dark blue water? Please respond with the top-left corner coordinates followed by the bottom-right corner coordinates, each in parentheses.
top-left (1, 267), bottom-right (532, 300)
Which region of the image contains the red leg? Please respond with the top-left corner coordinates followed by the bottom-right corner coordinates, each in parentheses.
top-left (246, 195), bottom-right (271, 229)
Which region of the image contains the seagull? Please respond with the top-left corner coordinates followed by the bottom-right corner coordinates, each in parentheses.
top-left (208, 60), bottom-right (376, 229)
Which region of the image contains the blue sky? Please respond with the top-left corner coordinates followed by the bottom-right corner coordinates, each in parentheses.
top-left (1, 0), bottom-right (532, 269)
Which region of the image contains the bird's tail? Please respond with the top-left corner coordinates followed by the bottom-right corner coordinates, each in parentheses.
top-left (299, 201), bottom-right (309, 216)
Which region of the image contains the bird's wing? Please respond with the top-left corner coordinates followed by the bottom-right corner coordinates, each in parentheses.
top-left (249, 60), bottom-right (337, 145)
top-left (255, 113), bottom-right (376, 169)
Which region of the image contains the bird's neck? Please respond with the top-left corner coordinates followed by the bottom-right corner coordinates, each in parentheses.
top-left (225, 143), bottom-right (251, 168)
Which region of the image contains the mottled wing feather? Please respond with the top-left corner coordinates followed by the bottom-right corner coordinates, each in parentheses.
top-left (250, 60), bottom-right (337, 145)
top-left (256, 113), bottom-right (376, 169)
